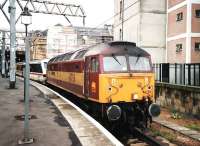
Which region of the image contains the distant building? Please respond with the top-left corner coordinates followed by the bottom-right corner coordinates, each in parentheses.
top-left (30, 25), bottom-right (113, 60)
top-left (31, 31), bottom-right (47, 60)
top-left (167, 0), bottom-right (200, 63)
top-left (114, 0), bottom-right (166, 63)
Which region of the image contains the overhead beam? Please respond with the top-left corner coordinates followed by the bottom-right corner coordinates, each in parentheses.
top-left (1, 0), bottom-right (86, 25)
top-left (16, 0), bottom-right (86, 25)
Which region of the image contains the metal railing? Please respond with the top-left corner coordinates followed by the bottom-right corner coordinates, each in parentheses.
top-left (153, 63), bottom-right (200, 86)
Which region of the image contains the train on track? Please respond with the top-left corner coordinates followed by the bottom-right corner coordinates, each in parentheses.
top-left (46, 41), bottom-right (160, 130)
top-left (16, 59), bottom-right (49, 83)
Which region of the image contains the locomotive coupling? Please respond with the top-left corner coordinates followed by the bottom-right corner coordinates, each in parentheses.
top-left (148, 103), bottom-right (160, 117)
top-left (106, 105), bottom-right (122, 121)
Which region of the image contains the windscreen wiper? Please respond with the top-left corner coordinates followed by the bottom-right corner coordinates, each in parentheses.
top-left (135, 55), bottom-right (141, 64)
top-left (112, 54), bottom-right (121, 65)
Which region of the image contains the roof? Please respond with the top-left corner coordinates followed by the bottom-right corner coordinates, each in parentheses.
top-left (84, 41), bottom-right (150, 57)
top-left (48, 41), bottom-right (150, 63)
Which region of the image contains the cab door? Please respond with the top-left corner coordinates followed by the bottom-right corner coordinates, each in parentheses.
top-left (84, 57), bottom-right (90, 97)
top-left (84, 56), bottom-right (99, 99)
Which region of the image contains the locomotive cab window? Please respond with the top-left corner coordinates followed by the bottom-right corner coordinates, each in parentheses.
top-left (103, 55), bottom-right (127, 72)
top-left (91, 57), bottom-right (99, 72)
top-left (129, 56), bottom-right (151, 71)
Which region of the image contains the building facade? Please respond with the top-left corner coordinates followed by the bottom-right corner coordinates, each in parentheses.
top-left (31, 25), bottom-right (113, 60)
top-left (31, 33), bottom-right (47, 60)
top-left (167, 0), bottom-right (200, 63)
top-left (114, 0), bottom-right (166, 63)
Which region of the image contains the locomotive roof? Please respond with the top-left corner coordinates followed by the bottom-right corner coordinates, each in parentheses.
top-left (84, 41), bottom-right (150, 57)
top-left (49, 41), bottom-right (150, 63)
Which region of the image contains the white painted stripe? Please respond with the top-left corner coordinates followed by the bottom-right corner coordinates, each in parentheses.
top-left (191, 0), bottom-right (200, 4)
top-left (167, 33), bottom-right (200, 41)
top-left (167, 33), bottom-right (187, 41)
top-left (191, 33), bottom-right (200, 37)
top-left (167, 1), bottom-right (187, 13)
top-left (29, 80), bottom-right (123, 146)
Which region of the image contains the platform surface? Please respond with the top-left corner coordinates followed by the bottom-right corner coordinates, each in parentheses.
top-left (0, 77), bottom-right (81, 146)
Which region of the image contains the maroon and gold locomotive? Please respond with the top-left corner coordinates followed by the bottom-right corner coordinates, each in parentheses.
top-left (47, 41), bottom-right (160, 129)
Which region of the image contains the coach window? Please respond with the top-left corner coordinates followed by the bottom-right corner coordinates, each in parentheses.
top-left (91, 57), bottom-right (99, 72)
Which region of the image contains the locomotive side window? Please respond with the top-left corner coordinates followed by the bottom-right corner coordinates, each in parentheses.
top-left (91, 57), bottom-right (99, 72)
top-left (103, 56), bottom-right (127, 72)
top-left (129, 56), bottom-right (151, 71)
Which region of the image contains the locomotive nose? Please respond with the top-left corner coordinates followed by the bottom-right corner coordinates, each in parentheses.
top-left (148, 103), bottom-right (160, 117)
top-left (106, 105), bottom-right (121, 121)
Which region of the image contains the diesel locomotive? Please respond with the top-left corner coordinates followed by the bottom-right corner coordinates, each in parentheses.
top-left (47, 41), bottom-right (160, 129)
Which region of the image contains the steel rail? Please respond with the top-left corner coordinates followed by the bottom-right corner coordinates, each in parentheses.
top-left (132, 127), bottom-right (163, 146)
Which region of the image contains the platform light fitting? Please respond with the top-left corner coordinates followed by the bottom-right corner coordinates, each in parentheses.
top-left (21, 7), bottom-right (32, 25)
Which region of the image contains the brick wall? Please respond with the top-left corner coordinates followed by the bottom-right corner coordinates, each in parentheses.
top-left (192, 4), bottom-right (200, 33)
top-left (168, 6), bottom-right (187, 37)
top-left (167, 38), bottom-right (186, 63)
top-left (191, 37), bottom-right (200, 63)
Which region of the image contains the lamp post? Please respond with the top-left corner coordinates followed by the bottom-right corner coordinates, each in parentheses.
top-left (18, 6), bottom-right (34, 144)
top-left (21, 7), bottom-right (32, 102)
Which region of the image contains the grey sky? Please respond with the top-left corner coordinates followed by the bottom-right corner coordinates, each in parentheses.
top-left (0, 0), bottom-right (114, 31)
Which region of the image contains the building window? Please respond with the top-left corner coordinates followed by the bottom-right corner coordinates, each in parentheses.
top-left (176, 12), bottom-right (183, 21)
top-left (176, 44), bottom-right (182, 52)
top-left (195, 10), bottom-right (200, 18)
top-left (195, 42), bottom-right (200, 51)
top-left (119, 0), bottom-right (122, 20)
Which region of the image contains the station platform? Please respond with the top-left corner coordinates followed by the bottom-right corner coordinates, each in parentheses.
top-left (0, 77), bottom-right (81, 146)
top-left (0, 77), bottom-right (122, 146)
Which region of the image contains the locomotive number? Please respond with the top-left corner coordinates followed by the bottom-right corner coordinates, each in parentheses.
top-left (69, 73), bottom-right (75, 82)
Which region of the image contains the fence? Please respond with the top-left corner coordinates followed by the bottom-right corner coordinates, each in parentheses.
top-left (153, 63), bottom-right (200, 86)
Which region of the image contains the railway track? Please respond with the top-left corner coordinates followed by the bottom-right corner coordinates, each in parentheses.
top-left (127, 128), bottom-right (163, 146)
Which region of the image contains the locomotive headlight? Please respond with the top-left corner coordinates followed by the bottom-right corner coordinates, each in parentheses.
top-left (106, 105), bottom-right (121, 121)
top-left (132, 93), bottom-right (139, 101)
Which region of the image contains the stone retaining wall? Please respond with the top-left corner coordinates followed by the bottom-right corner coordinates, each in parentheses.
top-left (155, 82), bottom-right (200, 118)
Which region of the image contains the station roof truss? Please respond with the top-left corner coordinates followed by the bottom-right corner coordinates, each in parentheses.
top-left (0, 0), bottom-right (86, 25)
top-left (0, 31), bottom-right (26, 49)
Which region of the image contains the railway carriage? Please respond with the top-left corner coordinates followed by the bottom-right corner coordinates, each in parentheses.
top-left (47, 41), bottom-right (160, 129)
top-left (16, 59), bottom-right (49, 83)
